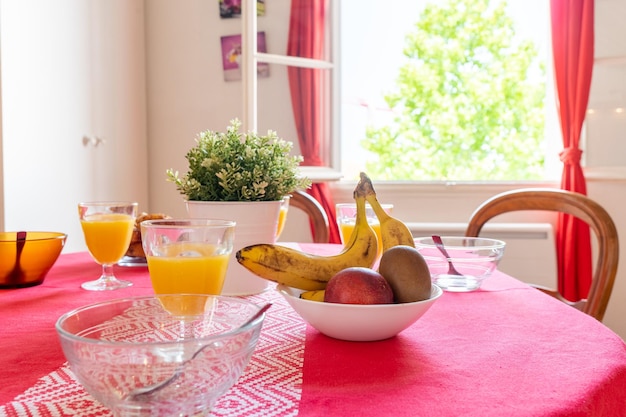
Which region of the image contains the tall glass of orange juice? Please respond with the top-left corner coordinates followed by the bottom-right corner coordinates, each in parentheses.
top-left (336, 202), bottom-right (393, 259)
top-left (78, 201), bottom-right (138, 291)
top-left (140, 219), bottom-right (236, 316)
top-left (276, 195), bottom-right (290, 239)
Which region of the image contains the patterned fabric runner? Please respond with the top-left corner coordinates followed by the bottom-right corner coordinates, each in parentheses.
top-left (0, 289), bottom-right (304, 417)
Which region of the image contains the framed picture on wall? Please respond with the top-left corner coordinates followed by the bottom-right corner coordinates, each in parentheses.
top-left (220, 32), bottom-right (270, 82)
top-left (219, 0), bottom-right (265, 18)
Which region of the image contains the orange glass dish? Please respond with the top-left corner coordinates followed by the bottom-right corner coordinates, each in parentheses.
top-left (0, 231), bottom-right (67, 288)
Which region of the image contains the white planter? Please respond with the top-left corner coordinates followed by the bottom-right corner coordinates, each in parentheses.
top-left (185, 200), bottom-right (281, 295)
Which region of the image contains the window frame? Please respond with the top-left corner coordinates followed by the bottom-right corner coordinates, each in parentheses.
top-left (240, 0), bottom-right (566, 187)
top-left (241, 0), bottom-right (342, 182)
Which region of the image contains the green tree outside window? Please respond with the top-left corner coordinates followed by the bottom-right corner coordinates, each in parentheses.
top-left (363, 0), bottom-right (546, 181)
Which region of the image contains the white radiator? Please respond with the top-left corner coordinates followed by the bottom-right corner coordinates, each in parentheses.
top-left (407, 222), bottom-right (558, 288)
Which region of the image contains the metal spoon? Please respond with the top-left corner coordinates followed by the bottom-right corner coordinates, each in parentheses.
top-left (431, 235), bottom-right (463, 276)
top-left (9, 231), bottom-right (27, 286)
top-left (126, 303), bottom-right (271, 400)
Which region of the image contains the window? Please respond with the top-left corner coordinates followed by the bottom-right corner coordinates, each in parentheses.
top-left (245, 0), bottom-right (559, 183)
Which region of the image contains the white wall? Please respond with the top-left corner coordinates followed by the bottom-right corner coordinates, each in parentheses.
top-left (145, 0), bottom-right (298, 220)
top-left (0, 0), bottom-right (149, 252)
top-left (584, 0), bottom-right (626, 337)
top-left (0, 3), bottom-right (3, 232)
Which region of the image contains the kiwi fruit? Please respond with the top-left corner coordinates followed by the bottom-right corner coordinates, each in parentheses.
top-left (379, 245), bottom-right (432, 303)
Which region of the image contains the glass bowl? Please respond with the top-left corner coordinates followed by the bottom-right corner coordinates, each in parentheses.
top-left (414, 236), bottom-right (506, 292)
top-left (56, 295), bottom-right (267, 416)
top-left (0, 231), bottom-right (67, 288)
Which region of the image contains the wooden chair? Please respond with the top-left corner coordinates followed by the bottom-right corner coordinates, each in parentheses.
top-left (290, 190), bottom-right (330, 243)
top-left (465, 188), bottom-right (619, 321)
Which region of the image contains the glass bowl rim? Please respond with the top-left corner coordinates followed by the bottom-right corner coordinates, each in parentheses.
top-left (0, 231), bottom-right (67, 242)
top-left (140, 219), bottom-right (236, 228)
top-left (55, 294), bottom-right (265, 347)
top-left (414, 236), bottom-right (506, 250)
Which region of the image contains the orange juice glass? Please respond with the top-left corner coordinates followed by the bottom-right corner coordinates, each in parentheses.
top-left (78, 201), bottom-right (138, 291)
top-left (336, 203), bottom-right (393, 259)
top-left (81, 214), bottom-right (135, 264)
top-left (141, 219), bottom-right (236, 316)
top-left (276, 195), bottom-right (290, 239)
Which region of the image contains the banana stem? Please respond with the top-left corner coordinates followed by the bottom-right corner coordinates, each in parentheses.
top-left (344, 176), bottom-right (378, 255)
top-left (356, 172), bottom-right (392, 222)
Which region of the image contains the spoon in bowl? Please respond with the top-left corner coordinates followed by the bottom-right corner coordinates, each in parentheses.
top-left (431, 235), bottom-right (463, 276)
top-left (126, 303), bottom-right (272, 400)
top-left (9, 231), bottom-right (27, 286)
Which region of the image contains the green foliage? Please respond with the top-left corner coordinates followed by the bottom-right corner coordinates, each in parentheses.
top-left (363, 0), bottom-right (546, 181)
top-left (167, 119), bottom-right (311, 201)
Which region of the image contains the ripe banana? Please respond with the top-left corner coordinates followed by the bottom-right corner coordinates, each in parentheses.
top-left (236, 193), bottom-right (378, 291)
top-left (300, 290), bottom-right (325, 302)
top-left (356, 172), bottom-right (415, 251)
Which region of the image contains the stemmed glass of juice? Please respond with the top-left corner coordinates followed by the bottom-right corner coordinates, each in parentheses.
top-left (140, 219), bottom-right (236, 317)
top-left (78, 201), bottom-right (138, 291)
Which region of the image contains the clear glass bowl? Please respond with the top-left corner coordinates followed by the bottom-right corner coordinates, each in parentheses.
top-left (56, 295), bottom-right (266, 416)
top-left (414, 236), bottom-right (506, 292)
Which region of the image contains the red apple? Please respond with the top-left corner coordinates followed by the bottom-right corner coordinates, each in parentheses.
top-left (324, 267), bottom-right (394, 305)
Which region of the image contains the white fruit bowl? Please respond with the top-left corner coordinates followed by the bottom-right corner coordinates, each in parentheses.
top-left (277, 284), bottom-right (443, 342)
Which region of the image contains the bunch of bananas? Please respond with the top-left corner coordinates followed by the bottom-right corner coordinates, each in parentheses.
top-left (235, 172), bottom-right (414, 291)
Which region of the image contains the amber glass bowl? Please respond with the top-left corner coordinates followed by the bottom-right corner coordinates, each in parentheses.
top-left (0, 232), bottom-right (67, 288)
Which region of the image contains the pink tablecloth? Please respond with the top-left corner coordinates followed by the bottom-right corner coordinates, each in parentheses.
top-left (296, 245), bottom-right (626, 417)
top-left (1, 245), bottom-right (626, 417)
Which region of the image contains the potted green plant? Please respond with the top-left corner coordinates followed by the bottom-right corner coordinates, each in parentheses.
top-left (167, 119), bottom-right (310, 202)
top-left (166, 119), bottom-right (310, 295)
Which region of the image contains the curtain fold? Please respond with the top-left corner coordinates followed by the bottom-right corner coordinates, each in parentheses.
top-left (550, 0), bottom-right (594, 301)
top-left (287, 0), bottom-right (341, 243)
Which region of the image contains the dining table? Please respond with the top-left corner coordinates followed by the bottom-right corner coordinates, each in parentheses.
top-left (1, 243), bottom-right (626, 417)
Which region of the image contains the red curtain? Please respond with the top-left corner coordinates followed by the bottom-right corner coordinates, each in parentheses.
top-left (550, 0), bottom-right (594, 301)
top-left (287, 0), bottom-right (341, 243)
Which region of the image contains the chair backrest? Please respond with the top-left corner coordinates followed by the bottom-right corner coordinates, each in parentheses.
top-left (290, 190), bottom-right (330, 243)
top-left (465, 188), bottom-right (619, 321)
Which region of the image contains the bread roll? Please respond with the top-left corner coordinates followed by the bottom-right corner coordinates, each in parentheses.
top-left (125, 212), bottom-right (171, 258)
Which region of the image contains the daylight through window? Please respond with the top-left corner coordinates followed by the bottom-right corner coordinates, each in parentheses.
top-left (339, 0), bottom-right (560, 182)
